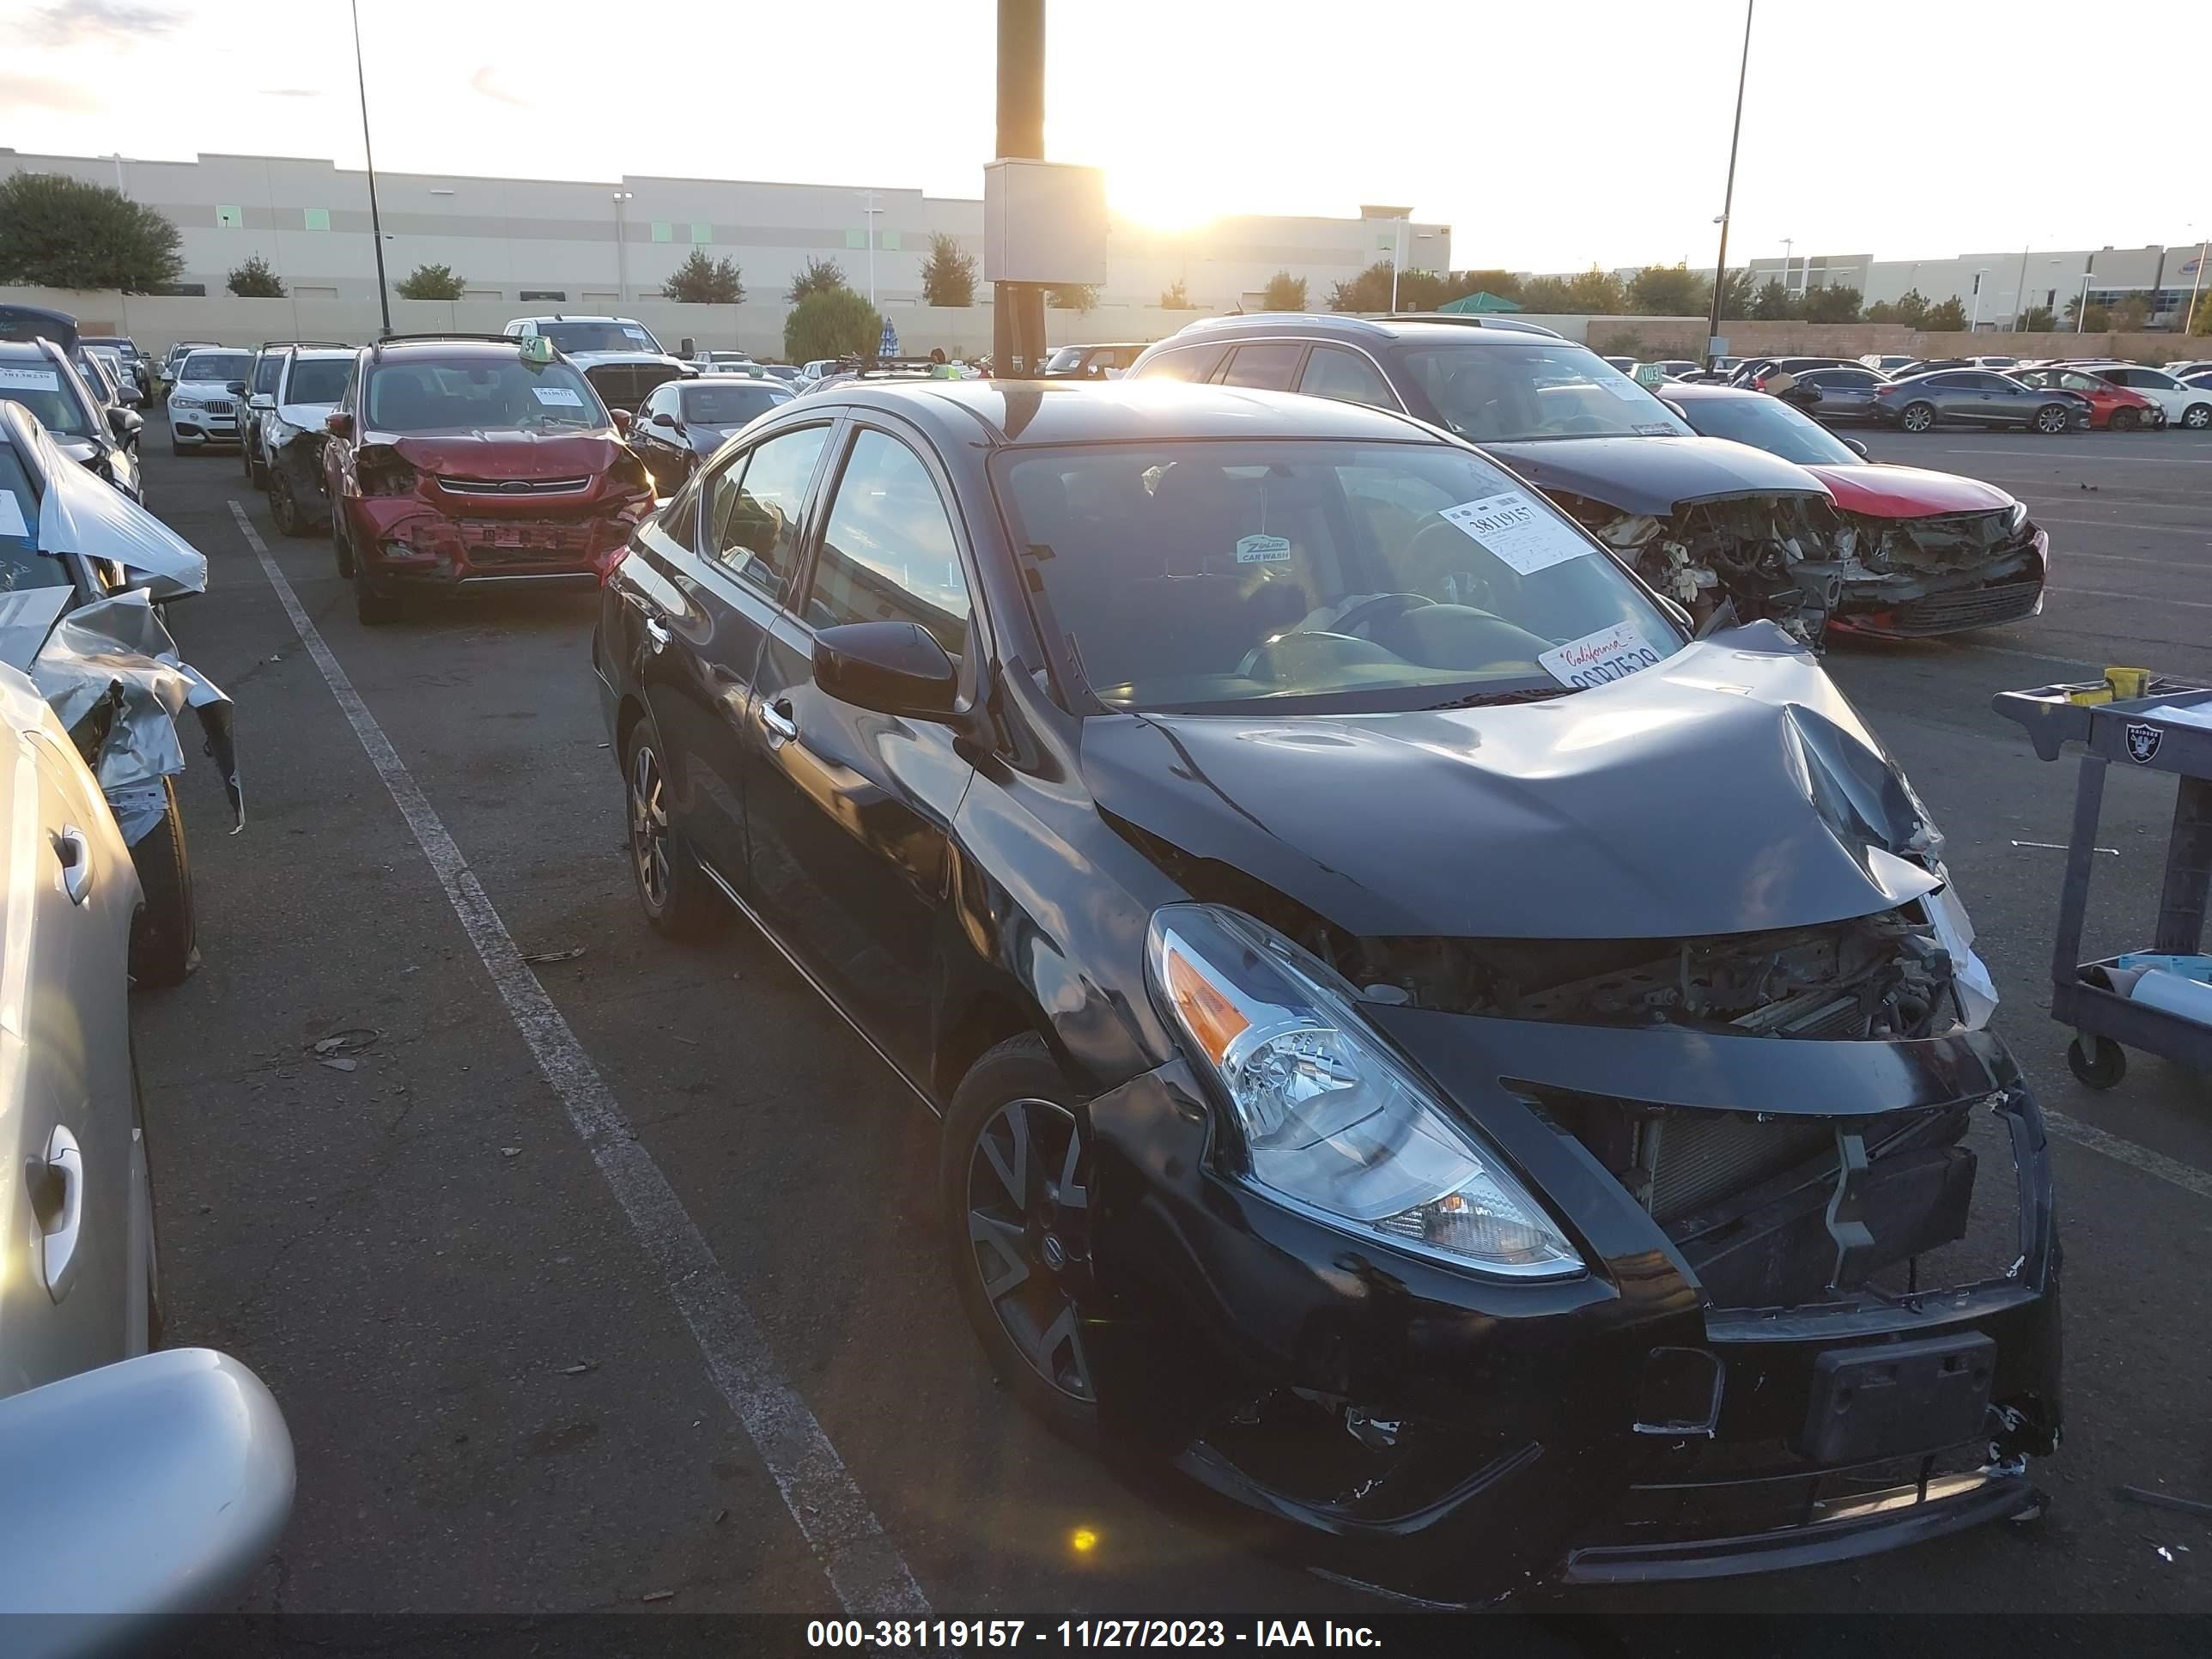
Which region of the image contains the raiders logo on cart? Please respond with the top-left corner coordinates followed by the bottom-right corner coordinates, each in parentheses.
top-left (2124, 722), bottom-right (2162, 764)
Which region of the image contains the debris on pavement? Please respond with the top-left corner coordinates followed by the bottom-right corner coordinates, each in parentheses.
top-left (641, 1589), bottom-right (675, 1603)
top-left (500, 1146), bottom-right (521, 1158)
top-left (523, 945), bottom-right (586, 963)
top-left (561, 1361), bottom-right (598, 1376)
top-left (312, 1029), bottom-right (382, 1057)
top-left (2118, 1485), bottom-right (2212, 1521)
top-left (319, 1056), bottom-right (357, 1073)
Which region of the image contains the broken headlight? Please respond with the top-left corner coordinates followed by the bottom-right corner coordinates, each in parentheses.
top-left (1146, 905), bottom-right (1581, 1279)
top-left (2005, 501), bottom-right (2029, 536)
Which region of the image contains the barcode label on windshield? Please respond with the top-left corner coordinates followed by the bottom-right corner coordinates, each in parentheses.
top-left (0, 368), bottom-right (61, 391)
top-left (1438, 490), bottom-right (1592, 576)
top-left (0, 490), bottom-right (27, 538)
top-left (1540, 621), bottom-right (1665, 689)
top-left (533, 387), bottom-right (584, 406)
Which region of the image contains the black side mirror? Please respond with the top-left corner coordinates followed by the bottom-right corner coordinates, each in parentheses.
top-left (118, 383), bottom-right (143, 407)
top-left (650, 410), bottom-right (678, 428)
top-left (813, 621), bottom-right (958, 722)
top-left (108, 405), bottom-right (143, 447)
top-left (1843, 435), bottom-right (1870, 459)
top-left (226, 380), bottom-right (246, 396)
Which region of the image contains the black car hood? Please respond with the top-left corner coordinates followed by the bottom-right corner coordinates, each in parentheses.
top-left (1082, 625), bottom-right (1941, 940)
top-left (686, 426), bottom-right (739, 455)
top-left (1480, 434), bottom-right (1832, 517)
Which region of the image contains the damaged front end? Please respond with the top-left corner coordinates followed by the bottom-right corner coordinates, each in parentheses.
top-left (1557, 492), bottom-right (1848, 647)
top-left (1077, 647), bottom-right (2058, 1602)
top-left (1824, 507), bottom-right (2048, 640)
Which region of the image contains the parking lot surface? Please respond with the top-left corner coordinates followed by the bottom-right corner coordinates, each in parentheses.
top-left (131, 421), bottom-right (2212, 1620)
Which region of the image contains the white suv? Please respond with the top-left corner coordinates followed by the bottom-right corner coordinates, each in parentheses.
top-left (501, 315), bottom-right (693, 413)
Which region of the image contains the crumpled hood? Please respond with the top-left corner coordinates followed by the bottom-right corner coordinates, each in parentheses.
top-left (276, 399), bottom-right (337, 430)
top-left (1083, 624), bottom-right (1942, 940)
top-left (1480, 434), bottom-right (1833, 518)
top-left (372, 428), bottom-right (623, 477)
top-left (1802, 462), bottom-right (2014, 520)
top-left (32, 415), bottom-right (205, 594)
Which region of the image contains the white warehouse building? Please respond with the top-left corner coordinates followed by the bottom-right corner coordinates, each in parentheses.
top-left (0, 148), bottom-right (1451, 314)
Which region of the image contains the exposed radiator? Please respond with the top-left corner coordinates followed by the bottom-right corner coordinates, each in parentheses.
top-left (1644, 1111), bottom-right (1833, 1224)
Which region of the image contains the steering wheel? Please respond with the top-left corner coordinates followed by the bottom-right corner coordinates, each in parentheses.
top-left (1324, 592), bottom-right (1434, 638)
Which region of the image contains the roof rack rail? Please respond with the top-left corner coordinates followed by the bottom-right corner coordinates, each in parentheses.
top-left (370, 332), bottom-right (516, 357)
top-left (258, 337), bottom-right (353, 350)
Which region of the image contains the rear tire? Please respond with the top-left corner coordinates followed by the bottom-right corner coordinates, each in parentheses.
top-left (941, 1032), bottom-right (1102, 1447)
top-left (621, 716), bottom-right (727, 940)
top-left (127, 777), bottom-right (198, 989)
top-left (2184, 403), bottom-right (2212, 430)
top-left (1900, 402), bottom-right (1936, 433)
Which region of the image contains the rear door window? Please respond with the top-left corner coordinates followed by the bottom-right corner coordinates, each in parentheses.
top-left (708, 422), bottom-right (832, 600)
top-left (1297, 345), bottom-right (1396, 409)
top-left (1132, 343), bottom-right (1227, 384)
top-left (1218, 343), bottom-right (1304, 391)
top-left (0, 449), bottom-right (67, 592)
top-left (802, 427), bottom-right (970, 659)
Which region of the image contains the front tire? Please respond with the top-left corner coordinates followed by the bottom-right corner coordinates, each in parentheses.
top-left (2111, 407), bottom-right (2140, 432)
top-left (127, 777), bottom-right (198, 989)
top-left (621, 717), bottom-right (726, 940)
top-left (269, 466), bottom-right (308, 538)
top-left (2184, 403), bottom-right (2212, 430)
top-left (353, 558), bottom-right (400, 624)
top-left (941, 1033), bottom-right (1102, 1445)
top-left (2033, 403), bottom-right (2070, 434)
top-left (1900, 401), bottom-right (1936, 433)
top-left (332, 513), bottom-right (355, 578)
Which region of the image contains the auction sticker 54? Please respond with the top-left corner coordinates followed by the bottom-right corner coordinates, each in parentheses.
top-left (1540, 620), bottom-right (1665, 688)
top-left (1439, 490), bottom-right (1591, 576)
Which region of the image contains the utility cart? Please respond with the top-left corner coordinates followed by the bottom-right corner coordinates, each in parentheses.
top-left (1992, 676), bottom-right (2212, 1089)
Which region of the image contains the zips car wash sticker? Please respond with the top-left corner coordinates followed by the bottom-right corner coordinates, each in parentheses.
top-left (1236, 532), bottom-right (1291, 563)
top-left (1439, 490), bottom-right (1592, 577)
top-left (1540, 620), bottom-right (1665, 689)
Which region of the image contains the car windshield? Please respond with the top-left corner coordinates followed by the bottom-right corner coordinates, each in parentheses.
top-left (182, 352), bottom-right (250, 382)
top-left (1395, 343), bottom-right (1693, 442)
top-left (1675, 394), bottom-right (1858, 466)
top-left (0, 447), bottom-right (70, 592)
top-left (366, 359), bottom-right (605, 433)
top-left (995, 439), bottom-right (1683, 714)
top-left (1044, 346), bottom-right (1086, 373)
top-left (536, 321), bottom-right (662, 356)
top-left (286, 359), bottom-right (352, 404)
top-left (0, 357), bottom-right (95, 439)
top-left (681, 383), bottom-right (788, 425)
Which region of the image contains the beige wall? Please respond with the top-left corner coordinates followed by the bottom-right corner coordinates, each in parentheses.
top-left (0, 285), bottom-right (1228, 362)
top-left (1573, 314), bottom-right (2205, 365)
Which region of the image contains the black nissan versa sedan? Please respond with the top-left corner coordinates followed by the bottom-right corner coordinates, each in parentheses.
top-left (592, 380), bottom-right (2060, 1601)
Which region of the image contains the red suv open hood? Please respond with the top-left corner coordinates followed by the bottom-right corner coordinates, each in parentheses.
top-left (1801, 462), bottom-right (2013, 520)
top-left (372, 427), bottom-right (623, 478)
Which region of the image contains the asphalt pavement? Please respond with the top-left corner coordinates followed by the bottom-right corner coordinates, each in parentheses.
top-left (126, 417), bottom-right (2212, 1625)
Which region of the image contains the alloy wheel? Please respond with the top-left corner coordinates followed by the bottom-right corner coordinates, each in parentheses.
top-left (965, 1097), bottom-right (1093, 1402)
top-left (2034, 405), bottom-right (2067, 434)
top-left (2185, 404), bottom-right (2212, 430)
top-left (1902, 404), bottom-right (1934, 432)
top-left (628, 743), bottom-right (672, 910)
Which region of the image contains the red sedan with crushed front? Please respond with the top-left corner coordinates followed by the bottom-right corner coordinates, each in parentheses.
top-left (2010, 365), bottom-right (2160, 430)
top-left (1664, 382), bottom-right (2048, 638)
top-left (322, 337), bottom-right (656, 623)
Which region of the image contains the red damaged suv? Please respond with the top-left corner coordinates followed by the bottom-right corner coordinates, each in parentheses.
top-left (323, 334), bottom-right (655, 623)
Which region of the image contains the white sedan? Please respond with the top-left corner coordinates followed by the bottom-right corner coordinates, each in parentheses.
top-left (2078, 362), bottom-right (2212, 429)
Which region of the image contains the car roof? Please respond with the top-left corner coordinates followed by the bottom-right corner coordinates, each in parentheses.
top-left (367, 338), bottom-right (526, 362)
top-left (1658, 382), bottom-right (1781, 407)
top-left (827, 378), bottom-right (1438, 448)
top-left (1158, 313), bottom-right (1577, 350)
top-left (514, 314), bottom-right (637, 325)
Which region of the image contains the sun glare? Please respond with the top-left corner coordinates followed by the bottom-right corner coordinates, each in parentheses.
top-left (1108, 171), bottom-right (1218, 233)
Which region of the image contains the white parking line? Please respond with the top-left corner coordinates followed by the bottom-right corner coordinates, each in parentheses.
top-left (2044, 1110), bottom-right (2212, 1204)
top-left (2049, 584), bottom-right (2212, 611)
top-left (2034, 516), bottom-right (2212, 536)
top-left (226, 501), bottom-right (929, 1620)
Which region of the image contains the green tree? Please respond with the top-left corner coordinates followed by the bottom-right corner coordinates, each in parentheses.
top-left (1627, 262), bottom-right (1705, 315)
top-left (1804, 284), bottom-right (1862, 324)
top-left (2017, 306), bottom-right (2057, 333)
top-left (1445, 268), bottom-right (1523, 305)
top-left (1395, 269), bottom-right (1455, 310)
top-left (1752, 278), bottom-right (1800, 320)
top-left (1713, 268), bottom-right (1756, 320)
top-left (2110, 295), bottom-right (2151, 331)
top-left (661, 250), bottom-right (745, 304)
top-left (1920, 296), bottom-right (1969, 331)
top-left (1563, 265), bottom-right (1626, 313)
top-left (1159, 277), bottom-right (1194, 308)
top-left (1516, 275), bottom-right (1571, 313)
top-left (1261, 270), bottom-right (1308, 311)
top-left (2191, 298), bottom-right (2212, 336)
top-left (0, 172), bottom-right (181, 292)
top-left (227, 253), bottom-right (285, 297)
top-left (919, 233), bottom-right (977, 307)
top-left (783, 288), bottom-right (882, 364)
top-left (395, 262), bottom-right (465, 301)
top-left (1327, 259), bottom-right (1396, 312)
top-left (786, 255), bottom-right (848, 304)
top-left (2062, 295), bottom-right (2108, 331)
top-left (1046, 283), bottom-right (1099, 313)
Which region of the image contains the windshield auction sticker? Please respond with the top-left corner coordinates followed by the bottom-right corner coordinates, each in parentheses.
top-left (1440, 490), bottom-right (1592, 576)
top-left (0, 368), bottom-right (62, 392)
top-left (1540, 620), bottom-right (1665, 688)
top-left (532, 386), bottom-right (585, 406)
top-left (0, 490), bottom-right (27, 538)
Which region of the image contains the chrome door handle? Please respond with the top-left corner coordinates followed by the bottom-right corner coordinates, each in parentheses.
top-left (52, 826), bottom-right (92, 905)
top-left (642, 617), bottom-right (671, 653)
top-left (33, 1125), bottom-right (84, 1303)
top-left (760, 698), bottom-right (798, 745)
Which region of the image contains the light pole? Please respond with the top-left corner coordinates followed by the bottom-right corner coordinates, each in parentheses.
top-left (349, 0), bottom-right (392, 337)
top-left (1392, 216), bottom-right (1408, 311)
top-left (1967, 267), bottom-right (1989, 331)
top-left (859, 191), bottom-right (883, 310)
top-left (2076, 270), bottom-right (2094, 333)
top-left (2011, 242), bottom-right (2033, 329)
top-left (1781, 236), bottom-right (1793, 295)
top-left (611, 191), bottom-right (633, 304)
top-left (2187, 239), bottom-right (2207, 337)
top-left (1702, 0), bottom-right (1755, 369)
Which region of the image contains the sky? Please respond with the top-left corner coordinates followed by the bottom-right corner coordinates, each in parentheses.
top-left (2, 0), bottom-right (2204, 272)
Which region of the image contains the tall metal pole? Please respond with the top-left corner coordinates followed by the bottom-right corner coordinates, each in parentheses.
top-left (2011, 243), bottom-right (2031, 330)
top-left (860, 191), bottom-right (881, 310)
top-left (1702, 0), bottom-right (1754, 369)
top-left (1391, 218), bottom-right (1404, 312)
top-left (612, 191), bottom-right (632, 303)
top-left (994, 0), bottom-right (1047, 377)
top-left (349, 0), bottom-right (392, 338)
top-left (2187, 240), bottom-right (2207, 337)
